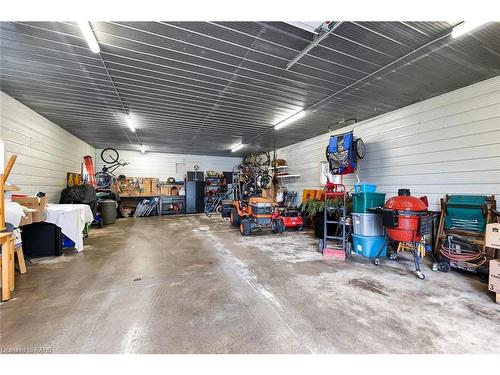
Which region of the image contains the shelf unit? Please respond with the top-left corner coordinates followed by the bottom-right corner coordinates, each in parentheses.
top-left (159, 181), bottom-right (184, 197)
top-left (159, 180), bottom-right (185, 215)
top-left (204, 176), bottom-right (226, 188)
top-left (119, 195), bottom-right (160, 216)
top-left (274, 164), bottom-right (300, 208)
top-left (159, 195), bottom-right (185, 215)
top-left (120, 194), bottom-right (159, 198)
top-left (275, 164), bottom-right (300, 179)
top-left (268, 165), bottom-right (288, 170)
top-left (204, 175), bottom-right (227, 213)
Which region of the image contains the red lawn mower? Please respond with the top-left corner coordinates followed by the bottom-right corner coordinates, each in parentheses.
top-left (272, 209), bottom-right (304, 231)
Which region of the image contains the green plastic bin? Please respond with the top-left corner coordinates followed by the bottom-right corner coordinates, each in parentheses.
top-left (352, 192), bottom-right (386, 213)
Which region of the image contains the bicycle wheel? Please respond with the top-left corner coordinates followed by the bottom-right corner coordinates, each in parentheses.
top-left (101, 148), bottom-right (120, 164)
top-left (254, 151), bottom-right (270, 167)
top-left (243, 154), bottom-right (254, 165)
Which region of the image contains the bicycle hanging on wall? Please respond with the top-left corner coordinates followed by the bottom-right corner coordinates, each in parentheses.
top-left (95, 148), bottom-right (130, 191)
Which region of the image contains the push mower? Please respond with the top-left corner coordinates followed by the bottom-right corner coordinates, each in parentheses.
top-left (272, 208), bottom-right (304, 231)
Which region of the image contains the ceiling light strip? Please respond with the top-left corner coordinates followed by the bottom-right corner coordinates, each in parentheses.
top-left (77, 21), bottom-right (143, 151)
top-left (96, 47), bottom-right (142, 145)
top-left (274, 110), bottom-right (306, 130)
top-left (77, 22), bottom-right (100, 53)
top-left (231, 143), bottom-right (245, 152)
top-left (451, 21), bottom-right (488, 39)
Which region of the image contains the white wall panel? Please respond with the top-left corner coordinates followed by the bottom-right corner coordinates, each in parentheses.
top-left (1, 92), bottom-right (95, 202)
top-left (277, 76), bottom-right (500, 212)
top-left (95, 149), bottom-right (240, 181)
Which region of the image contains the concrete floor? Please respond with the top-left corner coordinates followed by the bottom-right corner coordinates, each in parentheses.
top-left (1, 214), bottom-right (499, 354)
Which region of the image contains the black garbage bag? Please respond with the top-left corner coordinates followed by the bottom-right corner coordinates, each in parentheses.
top-left (59, 184), bottom-right (97, 216)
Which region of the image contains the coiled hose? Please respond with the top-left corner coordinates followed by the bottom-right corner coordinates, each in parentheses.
top-left (439, 236), bottom-right (487, 267)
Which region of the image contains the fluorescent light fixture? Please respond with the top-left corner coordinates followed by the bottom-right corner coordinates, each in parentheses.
top-left (451, 21), bottom-right (487, 39)
top-left (284, 22), bottom-right (323, 34)
top-left (231, 143), bottom-right (245, 152)
top-left (126, 114), bottom-right (136, 132)
top-left (139, 145), bottom-right (146, 154)
top-left (77, 21), bottom-right (100, 53)
top-left (274, 110), bottom-right (306, 130)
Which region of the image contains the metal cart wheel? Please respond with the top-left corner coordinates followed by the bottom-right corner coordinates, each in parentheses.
top-left (345, 242), bottom-right (352, 257)
top-left (374, 258), bottom-right (380, 266)
top-left (437, 261), bottom-right (451, 273)
top-left (389, 253), bottom-right (398, 260)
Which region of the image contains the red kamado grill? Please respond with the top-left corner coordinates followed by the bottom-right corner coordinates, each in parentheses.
top-left (382, 189), bottom-right (432, 242)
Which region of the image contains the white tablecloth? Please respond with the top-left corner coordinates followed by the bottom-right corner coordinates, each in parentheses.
top-left (4, 199), bottom-right (25, 228)
top-left (44, 204), bottom-right (94, 252)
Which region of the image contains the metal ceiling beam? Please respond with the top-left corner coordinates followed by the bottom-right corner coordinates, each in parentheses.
top-left (217, 21), bottom-right (395, 66)
top-left (4, 24), bottom-right (403, 108)
top-left (10, 21), bottom-right (370, 91)
top-left (246, 25), bottom-right (458, 145)
top-left (161, 21), bottom-right (381, 70)
top-left (112, 21), bottom-right (369, 78)
top-left (2, 38), bottom-right (413, 111)
top-left (2, 21), bottom-right (499, 156)
top-left (2, 54), bottom-right (401, 115)
top-left (306, 30), bottom-right (454, 113)
top-left (286, 22), bottom-right (343, 70)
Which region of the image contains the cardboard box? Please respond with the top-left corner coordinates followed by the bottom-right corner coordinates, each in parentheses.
top-left (302, 189), bottom-right (320, 202)
top-left (149, 178), bottom-right (159, 195)
top-left (19, 209), bottom-right (34, 226)
top-left (485, 223), bottom-right (500, 250)
top-left (11, 196), bottom-right (48, 223)
top-left (160, 184), bottom-right (180, 196)
top-left (160, 185), bottom-right (170, 196)
top-left (489, 259), bottom-right (500, 296)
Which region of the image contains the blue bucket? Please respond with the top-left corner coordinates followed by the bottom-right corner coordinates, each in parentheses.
top-left (352, 234), bottom-right (387, 258)
top-left (354, 184), bottom-right (377, 193)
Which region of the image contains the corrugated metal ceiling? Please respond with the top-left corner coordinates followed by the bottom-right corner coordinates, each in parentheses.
top-left (1, 21), bottom-right (499, 156)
